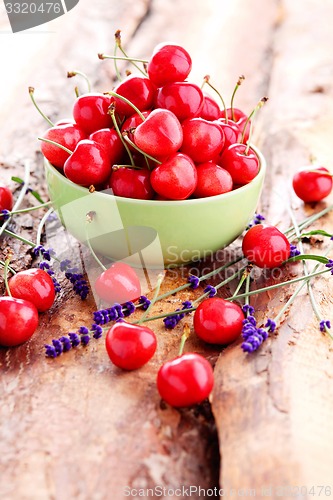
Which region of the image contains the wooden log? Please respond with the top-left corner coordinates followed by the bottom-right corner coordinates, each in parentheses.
top-left (212, 0), bottom-right (333, 494)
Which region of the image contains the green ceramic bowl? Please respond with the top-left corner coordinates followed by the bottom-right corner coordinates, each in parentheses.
top-left (44, 147), bottom-right (266, 268)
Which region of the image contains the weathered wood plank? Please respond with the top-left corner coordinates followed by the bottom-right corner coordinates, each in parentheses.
top-left (212, 0), bottom-right (333, 494)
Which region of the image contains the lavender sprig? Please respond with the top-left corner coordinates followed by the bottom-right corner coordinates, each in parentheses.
top-left (60, 259), bottom-right (89, 300)
top-left (163, 301), bottom-right (193, 329)
top-left (241, 304), bottom-right (276, 353)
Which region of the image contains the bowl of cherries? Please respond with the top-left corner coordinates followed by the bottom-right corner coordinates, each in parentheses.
top-left (40, 42), bottom-right (266, 267)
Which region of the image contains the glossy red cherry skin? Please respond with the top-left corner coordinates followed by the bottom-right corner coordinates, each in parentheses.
top-left (194, 297), bottom-right (244, 345)
top-left (157, 353), bottom-right (214, 407)
top-left (0, 183), bottom-right (13, 212)
top-left (94, 262), bottom-right (141, 305)
top-left (155, 82), bottom-right (204, 122)
top-left (8, 268), bottom-right (55, 312)
top-left (219, 143), bottom-right (260, 185)
top-left (63, 140), bottom-right (112, 187)
top-left (0, 297), bottom-right (39, 347)
top-left (242, 224), bottom-right (291, 268)
top-left (193, 162), bottom-right (233, 198)
top-left (105, 321), bottom-right (157, 370)
top-left (200, 93), bottom-right (221, 121)
top-left (180, 118), bottom-right (225, 163)
top-left (292, 167), bottom-right (333, 202)
top-left (113, 75), bottom-right (156, 117)
top-left (40, 124), bottom-right (86, 169)
top-left (147, 43), bottom-right (192, 87)
top-left (150, 153), bottom-right (197, 200)
top-left (121, 111), bottom-right (150, 151)
top-left (109, 168), bottom-right (154, 200)
top-left (73, 93), bottom-right (113, 134)
top-left (221, 107), bottom-right (247, 122)
top-left (134, 109), bottom-right (183, 159)
top-left (214, 118), bottom-right (242, 153)
top-left (89, 128), bottom-right (124, 165)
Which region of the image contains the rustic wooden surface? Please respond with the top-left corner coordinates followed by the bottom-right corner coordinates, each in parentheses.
top-left (1, 0), bottom-right (333, 499)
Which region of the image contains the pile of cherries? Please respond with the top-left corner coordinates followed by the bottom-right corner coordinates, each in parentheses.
top-left (39, 43), bottom-right (261, 200)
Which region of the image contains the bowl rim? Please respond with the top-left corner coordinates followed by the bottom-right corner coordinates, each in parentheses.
top-left (44, 144), bottom-right (266, 206)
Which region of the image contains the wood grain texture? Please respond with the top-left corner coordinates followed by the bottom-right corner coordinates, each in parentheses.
top-left (1, 0), bottom-right (333, 498)
top-left (212, 0), bottom-right (333, 494)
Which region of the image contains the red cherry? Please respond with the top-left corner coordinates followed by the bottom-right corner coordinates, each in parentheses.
top-left (236, 115), bottom-right (251, 144)
top-left (105, 321), bottom-right (157, 370)
top-left (94, 262), bottom-right (141, 305)
top-left (180, 118), bottom-right (225, 163)
top-left (0, 183), bottom-right (13, 212)
top-left (63, 139), bottom-right (111, 187)
top-left (0, 297), bottom-right (39, 347)
top-left (292, 167), bottom-right (333, 202)
top-left (73, 93), bottom-right (113, 134)
top-left (89, 128), bottom-right (124, 165)
top-left (8, 268), bottom-right (55, 312)
top-left (150, 153), bottom-right (197, 200)
top-left (147, 43), bottom-right (192, 88)
top-left (221, 107), bottom-right (247, 122)
top-left (155, 82), bottom-right (204, 122)
top-left (193, 162), bottom-right (233, 198)
top-left (134, 109), bottom-right (183, 159)
top-left (194, 297), bottom-right (244, 345)
top-left (113, 75), bottom-right (156, 117)
top-left (121, 111), bottom-right (150, 152)
top-left (157, 353), bottom-right (214, 407)
top-left (109, 168), bottom-right (154, 200)
top-left (54, 118), bottom-right (75, 126)
top-left (219, 143), bottom-right (260, 185)
top-left (40, 124), bottom-right (86, 169)
top-left (214, 118), bottom-right (242, 153)
top-left (200, 93), bottom-right (221, 121)
top-left (242, 224), bottom-right (291, 268)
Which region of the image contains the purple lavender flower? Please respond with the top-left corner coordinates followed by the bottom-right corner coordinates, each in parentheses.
top-left (138, 295), bottom-right (151, 310)
top-left (204, 285), bottom-right (217, 298)
top-left (241, 304), bottom-right (273, 353)
top-left (0, 209), bottom-right (11, 221)
top-left (188, 274), bottom-right (200, 289)
top-left (123, 301), bottom-right (136, 317)
top-left (61, 260), bottom-right (89, 300)
top-left (289, 244), bottom-right (301, 257)
top-left (246, 213), bottom-right (265, 229)
top-left (325, 259), bottom-right (333, 275)
top-left (93, 303), bottom-right (125, 325)
top-left (91, 324), bottom-right (103, 339)
top-left (163, 301), bottom-right (193, 329)
top-left (319, 320), bottom-right (331, 332)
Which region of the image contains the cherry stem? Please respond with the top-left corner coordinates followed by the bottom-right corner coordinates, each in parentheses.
top-left (29, 87), bottom-right (54, 127)
top-left (137, 273), bottom-right (165, 325)
top-left (232, 268), bottom-right (250, 298)
top-left (230, 75), bottom-right (245, 122)
top-left (3, 257), bottom-right (12, 297)
top-left (85, 215), bottom-right (107, 272)
top-left (0, 259), bottom-right (16, 275)
top-left (112, 32), bottom-right (122, 81)
top-left (36, 208), bottom-right (54, 249)
top-left (112, 164), bottom-right (142, 171)
top-left (123, 133), bottom-right (161, 167)
top-left (113, 29), bottom-right (148, 76)
top-left (243, 97), bottom-right (268, 154)
top-left (98, 54), bottom-right (149, 64)
top-left (74, 86), bottom-right (80, 98)
top-left (0, 160), bottom-right (30, 240)
top-left (202, 75), bottom-right (227, 122)
top-left (67, 70), bottom-right (92, 94)
top-left (106, 90), bottom-right (146, 121)
top-left (192, 266), bottom-right (245, 306)
top-left (37, 137), bottom-right (73, 155)
top-left (6, 201), bottom-right (52, 216)
top-left (285, 204), bottom-right (333, 239)
top-left (287, 199), bottom-right (333, 340)
top-left (178, 323), bottom-right (191, 356)
top-left (108, 105), bottom-right (135, 166)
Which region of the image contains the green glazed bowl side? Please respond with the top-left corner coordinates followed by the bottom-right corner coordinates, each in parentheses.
top-left (44, 148), bottom-right (266, 267)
